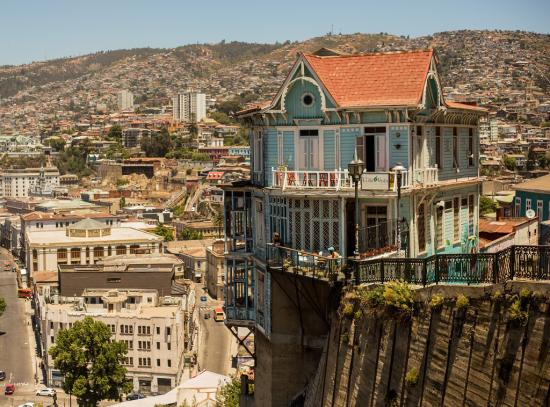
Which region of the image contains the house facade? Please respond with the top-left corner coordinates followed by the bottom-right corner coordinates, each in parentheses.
top-left (223, 49), bottom-right (486, 336)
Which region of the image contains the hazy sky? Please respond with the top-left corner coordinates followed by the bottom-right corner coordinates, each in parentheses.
top-left (1, 0), bottom-right (548, 65)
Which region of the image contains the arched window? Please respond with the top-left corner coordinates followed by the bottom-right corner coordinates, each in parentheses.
top-left (129, 245), bottom-right (140, 254)
top-left (70, 248), bottom-right (81, 260)
top-left (57, 249), bottom-right (67, 260)
top-left (94, 247), bottom-right (104, 258)
top-left (116, 245), bottom-right (127, 255)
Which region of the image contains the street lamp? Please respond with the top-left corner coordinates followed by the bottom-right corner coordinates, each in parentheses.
top-left (348, 151), bottom-right (364, 258)
top-left (391, 163), bottom-right (406, 253)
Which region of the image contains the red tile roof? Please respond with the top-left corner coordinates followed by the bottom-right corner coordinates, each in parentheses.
top-left (446, 101), bottom-right (488, 112)
top-left (303, 50), bottom-right (433, 108)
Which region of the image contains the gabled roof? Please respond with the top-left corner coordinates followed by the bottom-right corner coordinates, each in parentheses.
top-left (512, 174), bottom-right (550, 194)
top-left (302, 50), bottom-right (433, 108)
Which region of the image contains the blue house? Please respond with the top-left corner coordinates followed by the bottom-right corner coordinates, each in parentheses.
top-left (222, 48), bottom-right (486, 335)
top-left (512, 173), bottom-right (550, 222)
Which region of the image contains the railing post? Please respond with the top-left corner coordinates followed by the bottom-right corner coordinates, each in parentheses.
top-left (354, 260), bottom-right (360, 285)
top-left (509, 246), bottom-right (516, 281)
top-left (492, 253), bottom-right (498, 284)
top-left (380, 259), bottom-right (385, 283)
top-left (435, 255), bottom-right (439, 285)
top-left (422, 259), bottom-right (427, 287)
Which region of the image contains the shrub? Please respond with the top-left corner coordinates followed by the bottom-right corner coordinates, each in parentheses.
top-left (509, 298), bottom-right (529, 327)
top-left (354, 310), bottom-right (363, 320)
top-left (492, 290), bottom-right (504, 302)
top-left (429, 294), bottom-right (444, 310)
top-left (405, 367), bottom-right (419, 387)
top-left (519, 288), bottom-right (531, 300)
top-left (342, 302), bottom-right (354, 318)
top-left (361, 281), bottom-right (415, 320)
top-left (456, 294), bottom-right (469, 310)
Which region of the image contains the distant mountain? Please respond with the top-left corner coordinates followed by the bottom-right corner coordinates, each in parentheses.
top-left (1, 30), bottom-right (549, 131)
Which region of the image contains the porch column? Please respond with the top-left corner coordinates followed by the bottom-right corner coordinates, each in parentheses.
top-left (339, 196), bottom-right (346, 258)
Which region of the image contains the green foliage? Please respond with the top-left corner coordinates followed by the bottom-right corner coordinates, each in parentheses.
top-left (172, 205), bottom-right (184, 218)
top-left (105, 143), bottom-right (130, 159)
top-left (0, 154), bottom-right (47, 169)
top-left (49, 317), bottom-right (131, 406)
top-left (492, 290), bottom-right (504, 302)
top-left (54, 145), bottom-right (93, 177)
top-left (509, 298), bottom-right (529, 327)
top-left (503, 156), bottom-right (517, 171)
top-left (216, 375), bottom-right (241, 407)
top-left (480, 195), bottom-right (498, 215)
top-left (0, 296), bottom-right (5, 317)
top-left (456, 294), bottom-right (470, 310)
top-left (519, 288), bottom-right (531, 301)
top-left (361, 281), bottom-right (415, 320)
top-left (153, 224), bottom-right (174, 242)
top-left (179, 227), bottom-right (203, 240)
top-left (119, 197), bottom-right (126, 209)
top-left (108, 124), bottom-right (123, 140)
top-left (354, 309), bottom-right (363, 320)
top-left (209, 111), bottom-right (235, 125)
top-left (46, 137), bottom-right (66, 152)
top-left (429, 294), bottom-right (445, 310)
top-left (140, 127), bottom-right (173, 157)
top-left (405, 367), bottom-right (419, 387)
top-left (342, 302), bottom-right (354, 318)
top-left (116, 178), bottom-right (129, 187)
top-left (191, 152), bottom-right (211, 162)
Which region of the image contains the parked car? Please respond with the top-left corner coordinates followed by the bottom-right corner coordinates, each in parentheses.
top-left (36, 387), bottom-right (56, 397)
top-left (17, 403), bottom-right (35, 407)
top-left (0, 371), bottom-right (5, 380)
top-left (4, 383), bottom-right (15, 395)
top-left (200, 296), bottom-right (208, 302)
top-left (126, 392), bottom-right (146, 400)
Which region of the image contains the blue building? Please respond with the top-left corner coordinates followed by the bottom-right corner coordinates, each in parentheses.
top-left (512, 173), bottom-right (550, 222)
top-left (221, 49), bottom-right (486, 400)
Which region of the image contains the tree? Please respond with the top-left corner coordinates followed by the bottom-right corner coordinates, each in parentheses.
top-left (179, 227), bottom-right (203, 240)
top-left (0, 297), bottom-right (6, 317)
top-left (46, 137), bottom-right (66, 152)
top-left (119, 197), bottom-right (126, 209)
top-left (480, 195), bottom-right (498, 215)
top-left (503, 156), bottom-right (517, 171)
top-left (216, 376), bottom-right (241, 407)
top-left (153, 224), bottom-right (174, 242)
top-left (49, 317), bottom-right (131, 407)
top-left (141, 127), bottom-right (173, 157)
top-left (209, 111), bottom-right (234, 125)
top-left (108, 124), bottom-right (123, 140)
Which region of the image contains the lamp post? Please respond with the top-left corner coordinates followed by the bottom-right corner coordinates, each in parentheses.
top-left (391, 163), bottom-right (406, 253)
top-left (348, 152), bottom-right (364, 258)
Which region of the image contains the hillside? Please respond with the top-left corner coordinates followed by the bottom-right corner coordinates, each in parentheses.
top-left (1, 30), bottom-right (549, 134)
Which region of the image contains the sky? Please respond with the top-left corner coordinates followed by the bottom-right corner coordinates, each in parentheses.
top-left (1, 0), bottom-right (549, 65)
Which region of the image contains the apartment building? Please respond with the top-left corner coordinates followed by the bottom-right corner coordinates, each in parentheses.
top-left (206, 240), bottom-right (225, 300)
top-left (222, 49), bottom-right (487, 402)
top-left (118, 90), bottom-right (134, 111)
top-left (38, 288), bottom-right (190, 395)
top-left (0, 166), bottom-right (60, 198)
top-left (172, 91), bottom-right (206, 123)
top-left (25, 218), bottom-right (164, 275)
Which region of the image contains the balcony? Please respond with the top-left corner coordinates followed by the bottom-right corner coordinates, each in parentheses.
top-left (266, 244), bottom-right (343, 281)
top-left (271, 167), bottom-right (440, 192)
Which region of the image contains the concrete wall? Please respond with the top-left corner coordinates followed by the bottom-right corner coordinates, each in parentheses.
top-left (305, 282), bottom-right (550, 407)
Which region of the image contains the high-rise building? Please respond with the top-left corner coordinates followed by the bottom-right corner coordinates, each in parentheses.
top-left (172, 91), bottom-right (206, 123)
top-left (117, 90), bottom-right (134, 111)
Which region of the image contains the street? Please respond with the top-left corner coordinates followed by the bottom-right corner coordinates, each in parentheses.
top-left (0, 248), bottom-right (35, 405)
top-left (194, 285), bottom-right (233, 375)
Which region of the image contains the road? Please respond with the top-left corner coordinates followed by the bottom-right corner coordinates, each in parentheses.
top-left (0, 247), bottom-right (35, 405)
top-left (194, 285), bottom-right (233, 375)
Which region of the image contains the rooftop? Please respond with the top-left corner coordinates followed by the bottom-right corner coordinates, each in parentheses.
top-left (512, 174), bottom-right (550, 194)
top-left (27, 226), bottom-right (162, 246)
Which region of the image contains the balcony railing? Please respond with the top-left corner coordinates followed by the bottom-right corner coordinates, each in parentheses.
top-left (271, 168), bottom-right (410, 192)
top-left (266, 244), bottom-right (342, 281)
top-left (350, 245), bottom-right (550, 286)
top-left (412, 167), bottom-right (439, 187)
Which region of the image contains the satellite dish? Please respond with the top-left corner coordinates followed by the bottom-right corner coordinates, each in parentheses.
top-left (526, 209), bottom-right (536, 219)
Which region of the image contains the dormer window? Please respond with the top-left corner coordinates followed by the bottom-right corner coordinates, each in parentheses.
top-left (301, 93), bottom-right (314, 107)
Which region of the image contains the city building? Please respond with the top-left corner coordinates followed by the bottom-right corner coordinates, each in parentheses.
top-left (222, 49), bottom-right (487, 403)
top-left (173, 219), bottom-right (223, 239)
top-left (118, 90), bottom-right (134, 111)
top-left (512, 173), bottom-right (550, 222)
top-left (172, 91), bottom-right (206, 123)
top-left (0, 166), bottom-right (60, 198)
top-left (206, 239), bottom-right (225, 300)
top-left (25, 218), bottom-right (164, 275)
top-left (37, 288), bottom-right (191, 394)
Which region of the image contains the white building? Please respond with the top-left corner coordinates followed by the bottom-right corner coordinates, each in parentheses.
top-left (25, 218), bottom-right (164, 275)
top-left (39, 288), bottom-right (192, 395)
top-left (172, 91), bottom-right (206, 123)
top-left (0, 167), bottom-right (60, 198)
top-left (118, 90), bottom-right (134, 111)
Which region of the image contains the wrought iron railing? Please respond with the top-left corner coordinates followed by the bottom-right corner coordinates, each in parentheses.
top-left (357, 219), bottom-right (409, 255)
top-left (266, 244), bottom-right (341, 281)
top-left (350, 245), bottom-right (550, 286)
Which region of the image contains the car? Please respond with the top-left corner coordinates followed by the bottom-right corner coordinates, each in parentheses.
top-left (36, 387), bottom-right (56, 397)
top-left (18, 403), bottom-right (35, 407)
top-left (0, 371), bottom-right (5, 380)
top-left (4, 383), bottom-right (15, 395)
top-left (126, 392), bottom-right (146, 400)
top-left (200, 295), bottom-right (208, 302)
